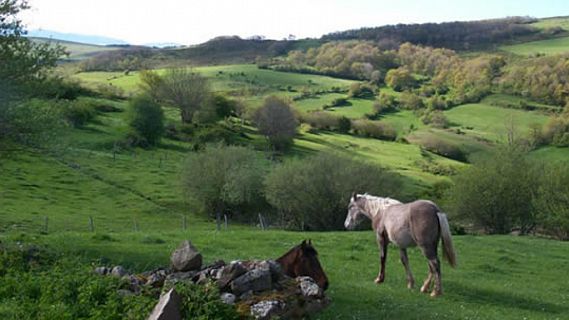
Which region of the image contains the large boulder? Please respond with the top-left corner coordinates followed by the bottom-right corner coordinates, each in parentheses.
top-left (230, 268), bottom-right (272, 296)
top-left (170, 240), bottom-right (202, 272)
top-left (147, 288), bottom-right (182, 320)
top-left (217, 261), bottom-right (247, 289)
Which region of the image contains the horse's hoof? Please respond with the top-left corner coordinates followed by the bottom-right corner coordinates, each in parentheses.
top-left (374, 277), bottom-right (384, 284)
top-left (420, 285), bottom-right (430, 293)
top-left (430, 291), bottom-right (442, 297)
top-left (407, 282), bottom-right (415, 290)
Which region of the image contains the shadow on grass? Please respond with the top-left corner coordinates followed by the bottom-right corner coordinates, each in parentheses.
top-left (445, 281), bottom-right (567, 315)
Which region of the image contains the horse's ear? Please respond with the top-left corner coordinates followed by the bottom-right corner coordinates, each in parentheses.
top-left (351, 191), bottom-right (357, 201)
top-left (301, 240), bottom-right (307, 247)
top-left (308, 239), bottom-right (312, 245)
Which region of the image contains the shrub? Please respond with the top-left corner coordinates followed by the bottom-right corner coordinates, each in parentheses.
top-left (534, 162), bottom-right (569, 240)
top-left (421, 110), bottom-right (449, 128)
top-left (338, 116), bottom-right (352, 133)
top-left (449, 146), bottom-right (538, 234)
top-left (171, 282), bottom-right (240, 320)
top-left (300, 112), bottom-right (341, 131)
top-left (326, 97), bottom-right (350, 108)
top-left (253, 96), bottom-right (298, 151)
top-left (373, 92), bottom-right (398, 115)
top-left (399, 91), bottom-right (424, 110)
top-left (426, 95), bottom-right (448, 110)
top-left (542, 111), bottom-right (569, 147)
top-left (264, 152), bottom-right (402, 230)
top-left (352, 120), bottom-right (397, 141)
top-left (62, 99), bottom-right (97, 128)
top-left (385, 67), bottom-right (416, 91)
top-left (348, 83), bottom-right (375, 98)
top-left (182, 144), bottom-right (268, 220)
top-left (192, 124), bottom-right (237, 149)
top-left (420, 137), bottom-right (466, 161)
top-left (127, 95), bottom-right (164, 147)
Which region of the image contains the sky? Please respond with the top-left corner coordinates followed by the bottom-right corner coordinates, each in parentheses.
top-left (21, 0), bottom-right (569, 45)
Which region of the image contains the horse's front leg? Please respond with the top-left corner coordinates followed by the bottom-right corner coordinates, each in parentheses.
top-left (375, 231), bottom-right (388, 284)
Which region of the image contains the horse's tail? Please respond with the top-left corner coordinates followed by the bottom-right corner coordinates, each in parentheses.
top-left (437, 212), bottom-right (457, 268)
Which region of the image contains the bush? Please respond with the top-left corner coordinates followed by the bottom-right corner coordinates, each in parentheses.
top-left (399, 91), bottom-right (424, 110)
top-left (264, 152), bottom-right (402, 230)
top-left (1, 99), bottom-right (64, 147)
top-left (182, 144), bottom-right (268, 220)
top-left (385, 67), bottom-right (416, 91)
top-left (426, 95), bottom-right (448, 110)
top-left (325, 97), bottom-right (350, 108)
top-left (373, 92), bottom-right (398, 115)
top-left (352, 120), bottom-right (397, 141)
top-left (348, 83), bottom-right (375, 98)
top-left (534, 162), bottom-right (569, 240)
top-left (171, 282), bottom-right (240, 320)
top-left (338, 116), bottom-right (352, 133)
top-left (62, 100), bottom-right (97, 128)
top-left (542, 111), bottom-right (569, 147)
top-left (192, 124), bottom-right (238, 149)
top-left (300, 112), bottom-right (341, 131)
top-left (449, 146), bottom-right (538, 234)
top-left (127, 95), bottom-right (164, 147)
top-left (421, 110), bottom-right (449, 128)
top-left (420, 137), bottom-right (466, 161)
top-left (254, 96), bottom-right (298, 151)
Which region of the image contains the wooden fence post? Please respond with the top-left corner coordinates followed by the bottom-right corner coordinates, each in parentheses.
top-left (43, 216), bottom-right (48, 234)
top-left (89, 216), bottom-right (95, 232)
top-left (224, 214), bottom-right (228, 230)
top-left (258, 213), bottom-right (265, 231)
top-left (182, 215), bottom-right (187, 231)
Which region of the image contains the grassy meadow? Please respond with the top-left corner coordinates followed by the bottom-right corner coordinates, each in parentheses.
top-left (500, 36), bottom-right (569, 56)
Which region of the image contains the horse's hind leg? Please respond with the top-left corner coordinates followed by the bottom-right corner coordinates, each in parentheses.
top-left (420, 265), bottom-right (433, 293)
top-left (427, 257), bottom-right (442, 297)
top-left (399, 249), bottom-right (414, 289)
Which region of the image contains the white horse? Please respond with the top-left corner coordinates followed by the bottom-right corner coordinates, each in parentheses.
top-left (344, 193), bottom-right (456, 297)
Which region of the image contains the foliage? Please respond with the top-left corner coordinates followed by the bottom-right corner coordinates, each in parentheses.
top-left (373, 92), bottom-right (398, 115)
top-left (0, 98), bottom-right (64, 147)
top-left (398, 91), bottom-right (424, 110)
top-left (170, 282), bottom-right (240, 320)
top-left (62, 99), bottom-right (97, 128)
top-left (338, 116), bottom-right (352, 133)
top-left (0, 0), bottom-right (66, 84)
top-left (420, 136), bottom-right (466, 161)
top-left (322, 17), bottom-right (540, 50)
top-left (299, 111), bottom-right (342, 131)
top-left (182, 144), bottom-right (267, 219)
top-left (264, 152), bottom-right (402, 230)
top-left (541, 110), bottom-right (569, 147)
top-left (127, 95), bottom-right (165, 147)
top-left (385, 67), bottom-right (416, 91)
top-left (421, 110), bottom-right (449, 128)
top-left (534, 162), bottom-right (569, 240)
top-left (352, 119), bottom-right (397, 141)
top-left (253, 96), bottom-right (298, 151)
top-left (450, 146), bottom-right (538, 234)
top-left (140, 68), bottom-right (213, 123)
top-left (348, 82), bottom-right (375, 98)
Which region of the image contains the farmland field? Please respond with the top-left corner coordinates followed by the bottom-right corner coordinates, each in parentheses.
top-left (500, 36), bottom-right (569, 56)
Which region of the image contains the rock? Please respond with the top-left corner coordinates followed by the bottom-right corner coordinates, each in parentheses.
top-left (231, 268), bottom-right (272, 295)
top-left (297, 276), bottom-right (322, 298)
top-left (146, 269), bottom-right (168, 288)
top-left (170, 240), bottom-right (202, 272)
top-left (217, 261), bottom-right (247, 289)
top-left (147, 288), bottom-right (182, 320)
top-left (94, 266), bottom-right (108, 275)
top-left (111, 266), bottom-right (128, 278)
top-left (250, 300), bottom-right (285, 320)
top-left (164, 271), bottom-right (196, 287)
top-left (123, 275), bottom-right (143, 293)
top-left (220, 292), bottom-right (236, 305)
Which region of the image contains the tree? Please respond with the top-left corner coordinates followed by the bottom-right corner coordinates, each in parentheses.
top-left (373, 92), bottom-right (397, 115)
top-left (264, 152), bottom-right (402, 230)
top-left (139, 68), bottom-right (212, 123)
top-left (534, 162), bottom-right (569, 240)
top-left (254, 96), bottom-right (298, 151)
top-left (182, 144), bottom-right (267, 221)
top-left (450, 146), bottom-right (538, 234)
top-left (0, 0), bottom-right (65, 84)
top-left (127, 95), bottom-right (164, 146)
top-left (385, 67), bottom-right (415, 91)
top-left (399, 91), bottom-right (424, 110)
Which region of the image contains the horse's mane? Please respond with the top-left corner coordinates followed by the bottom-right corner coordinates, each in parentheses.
top-left (357, 193), bottom-right (402, 218)
top-left (276, 242), bottom-right (318, 263)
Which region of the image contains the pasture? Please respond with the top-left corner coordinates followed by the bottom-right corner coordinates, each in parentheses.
top-left (31, 37), bottom-right (121, 61)
top-left (500, 36), bottom-right (569, 56)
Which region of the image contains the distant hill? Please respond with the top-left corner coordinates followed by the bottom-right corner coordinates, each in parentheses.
top-left (27, 29), bottom-right (128, 46)
top-left (30, 37), bottom-right (124, 61)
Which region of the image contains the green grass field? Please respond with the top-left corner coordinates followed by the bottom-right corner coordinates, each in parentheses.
top-left (500, 36), bottom-right (569, 56)
top-left (532, 16), bottom-right (569, 31)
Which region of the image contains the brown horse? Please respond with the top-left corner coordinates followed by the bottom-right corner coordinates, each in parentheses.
top-left (276, 240), bottom-right (329, 290)
top-left (344, 193), bottom-right (456, 297)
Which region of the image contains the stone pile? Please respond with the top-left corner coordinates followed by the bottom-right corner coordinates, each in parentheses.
top-left (94, 240), bottom-right (329, 320)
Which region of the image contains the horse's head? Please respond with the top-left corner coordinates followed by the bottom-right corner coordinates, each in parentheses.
top-left (277, 240), bottom-right (329, 290)
top-left (345, 192), bottom-right (365, 230)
